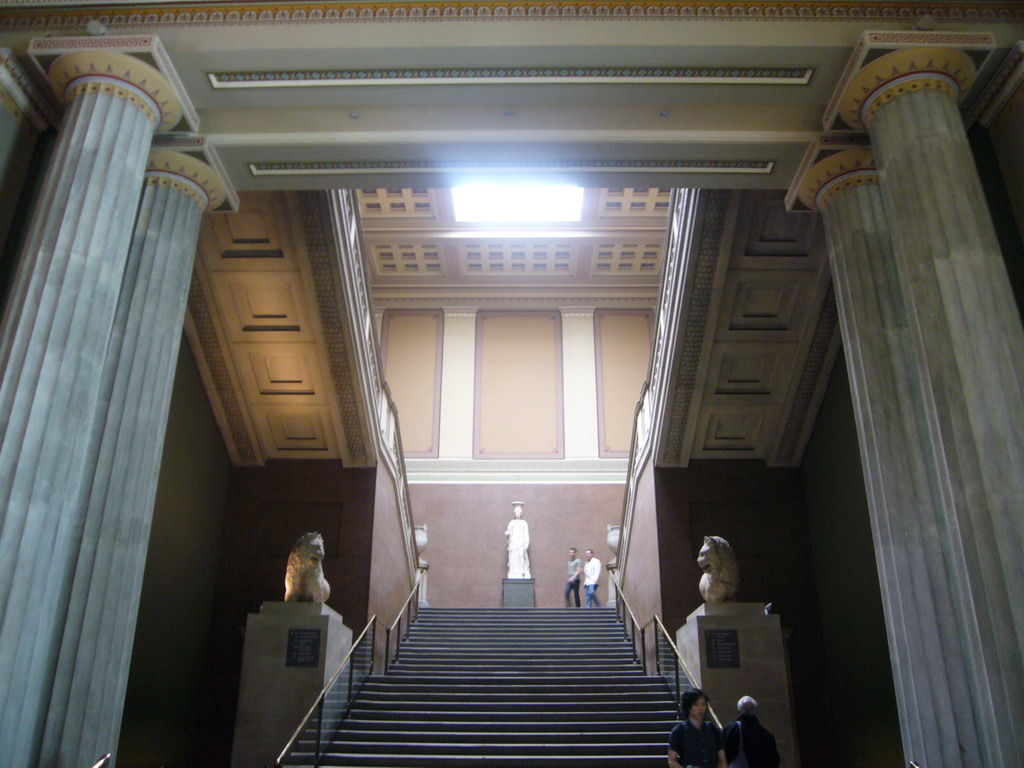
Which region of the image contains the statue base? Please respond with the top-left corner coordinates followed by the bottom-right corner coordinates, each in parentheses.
top-left (676, 603), bottom-right (799, 768)
top-left (502, 578), bottom-right (535, 608)
top-left (231, 602), bottom-right (353, 768)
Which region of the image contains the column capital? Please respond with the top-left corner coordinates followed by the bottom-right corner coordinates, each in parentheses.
top-left (823, 30), bottom-right (996, 132)
top-left (145, 149), bottom-right (227, 212)
top-left (787, 134), bottom-right (875, 213)
top-left (842, 47), bottom-right (976, 132)
top-left (151, 134), bottom-right (238, 211)
top-left (28, 35), bottom-right (196, 132)
top-left (796, 148), bottom-right (878, 214)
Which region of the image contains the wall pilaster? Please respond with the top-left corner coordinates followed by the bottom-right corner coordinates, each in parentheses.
top-left (560, 307), bottom-right (599, 459)
top-left (438, 306), bottom-right (477, 458)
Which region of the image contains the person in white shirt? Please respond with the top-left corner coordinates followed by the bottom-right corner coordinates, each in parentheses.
top-left (583, 549), bottom-right (602, 608)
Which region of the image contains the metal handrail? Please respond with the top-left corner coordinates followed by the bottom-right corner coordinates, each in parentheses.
top-left (384, 568), bottom-right (426, 674)
top-left (653, 614), bottom-right (722, 728)
top-left (89, 755), bottom-right (111, 768)
top-left (607, 570), bottom-right (648, 672)
top-left (274, 615), bottom-right (377, 767)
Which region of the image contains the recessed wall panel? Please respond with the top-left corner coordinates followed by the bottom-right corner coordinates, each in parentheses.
top-left (383, 311), bottom-right (442, 456)
top-left (476, 312), bottom-right (562, 458)
top-left (595, 311), bottom-right (652, 456)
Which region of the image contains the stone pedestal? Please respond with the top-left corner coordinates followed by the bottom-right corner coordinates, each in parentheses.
top-left (677, 603), bottom-right (798, 768)
top-left (231, 602), bottom-right (353, 768)
top-left (502, 578), bottom-right (535, 608)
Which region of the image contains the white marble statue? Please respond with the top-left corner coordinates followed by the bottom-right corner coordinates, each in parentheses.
top-left (284, 532), bottom-right (331, 602)
top-left (504, 501), bottom-right (531, 579)
top-left (697, 535), bottom-right (739, 603)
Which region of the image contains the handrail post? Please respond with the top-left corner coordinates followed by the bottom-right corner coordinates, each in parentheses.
top-left (674, 662), bottom-right (681, 717)
top-left (384, 626), bottom-right (391, 675)
top-left (640, 625), bottom-right (647, 675)
top-left (314, 698), bottom-right (323, 767)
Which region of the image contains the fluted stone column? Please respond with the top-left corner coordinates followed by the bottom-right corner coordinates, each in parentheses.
top-left (828, 45), bottom-right (1024, 767)
top-left (0, 52), bottom-right (181, 766)
top-left (40, 150), bottom-right (226, 767)
top-left (797, 147), bottom-right (985, 767)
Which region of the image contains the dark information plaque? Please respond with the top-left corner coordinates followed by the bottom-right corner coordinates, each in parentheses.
top-left (286, 628), bottom-right (321, 667)
top-left (705, 629), bottom-right (740, 668)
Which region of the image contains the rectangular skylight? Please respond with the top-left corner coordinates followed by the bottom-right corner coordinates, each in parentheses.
top-left (452, 185), bottom-right (584, 223)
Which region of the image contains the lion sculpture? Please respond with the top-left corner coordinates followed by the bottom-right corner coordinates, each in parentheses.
top-left (284, 532), bottom-right (331, 603)
top-left (697, 535), bottom-right (739, 603)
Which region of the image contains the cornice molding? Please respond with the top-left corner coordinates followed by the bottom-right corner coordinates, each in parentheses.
top-left (3, 2), bottom-right (1023, 26)
top-left (0, 48), bottom-right (55, 129)
top-left (660, 188), bottom-right (731, 466)
top-left (296, 190), bottom-right (371, 466)
top-left (969, 41), bottom-right (1024, 128)
top-left (405, 457), bottom-right (627, 485)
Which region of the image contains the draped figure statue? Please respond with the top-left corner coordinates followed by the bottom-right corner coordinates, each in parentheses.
top-left (504, 501), bottom-right (531, 579)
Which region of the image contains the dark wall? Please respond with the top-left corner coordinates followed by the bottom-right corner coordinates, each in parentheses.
top-left (620, 460), bottom-right (661, 665)
top-left (656, 460), bottom-right (836, 768)
top-left (969, 123), bottom-right (1024, 320)
top-left (801, 354), bottom-right (904, 768)
top-left (409, 482), bottom-right (623, 609)
top-left (195, 459), bottom-right (377, 768)
top-left (117, 339), bottom-right (232, 768)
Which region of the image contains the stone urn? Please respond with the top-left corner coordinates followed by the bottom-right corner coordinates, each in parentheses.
top-left (414, 524), bottom-right (428, 556)
top-left (607, 524), bottom-right (621, 568)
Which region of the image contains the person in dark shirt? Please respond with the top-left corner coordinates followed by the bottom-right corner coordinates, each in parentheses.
top-left (723, 696), bottom-right (781, 768)
top-left (668, 688), bottom-right (726, 768)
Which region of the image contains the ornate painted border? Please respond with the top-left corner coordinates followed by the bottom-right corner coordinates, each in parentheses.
top-left (210, 66), bottom-right (814, 89)
top-left (250, 159), bottom-right (775, 176)
top-left (3, 2), bottom-right (1024, 26)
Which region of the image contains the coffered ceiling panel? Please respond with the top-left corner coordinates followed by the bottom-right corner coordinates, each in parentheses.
top-left (212, 272), bottom-right (315, 342)
top-left (658, 189), bottom-right (839, 467)
top-left (362, 187), bottom-right (667, 308)
top-left (186, 190), bottom-right (374, 465)
top-left (254, 405), bottom-right (339, 457)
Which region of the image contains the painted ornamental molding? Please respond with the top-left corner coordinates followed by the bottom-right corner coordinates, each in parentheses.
top-left (210, 66), bottom-right (814, 89)
top-left (2, 2), bottom-right (1024, 27)
top-left (250, 159), bottom-right (775, 177)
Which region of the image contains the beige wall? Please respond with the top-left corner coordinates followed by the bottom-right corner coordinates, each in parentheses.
top-left (476, 312), bottom-right (562, 457)
top-left (596, 311), bottom-right (652, 455)
top-left (383, 311), bottom-right (442, 456)
top-left (410, 483), bottom-right (623, 608)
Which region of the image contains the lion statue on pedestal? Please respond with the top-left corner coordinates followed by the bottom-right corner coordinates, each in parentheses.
top-left (697, 535), bottom-right (739, 603)
top-left (284, 532), bottom-right (331, 603)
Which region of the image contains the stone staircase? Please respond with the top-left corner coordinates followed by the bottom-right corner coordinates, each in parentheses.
top-left (292, 607), bottom-right (676, 766)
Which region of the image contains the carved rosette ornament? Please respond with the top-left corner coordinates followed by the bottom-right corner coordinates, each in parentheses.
top-left (838, 47), bottom-right (976, 132)
top-left (47, 51), bottom-right (182, 132)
